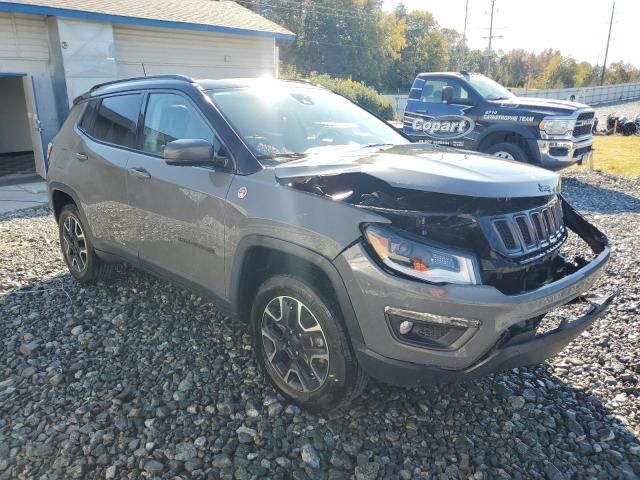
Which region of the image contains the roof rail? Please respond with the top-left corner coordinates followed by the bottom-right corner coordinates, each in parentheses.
top-left (89, 74), bottom-right (195, 93)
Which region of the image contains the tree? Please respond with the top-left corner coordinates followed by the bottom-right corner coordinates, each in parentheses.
top-left (242, 0), bottom-right (639, 92)
top-left (386, 10), bottom-right (450, 91)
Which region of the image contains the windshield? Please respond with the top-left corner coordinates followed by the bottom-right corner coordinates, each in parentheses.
top-left (467, 75), bottom-right (515, 101)
top-left (208, 84), bottom-right (408, 162)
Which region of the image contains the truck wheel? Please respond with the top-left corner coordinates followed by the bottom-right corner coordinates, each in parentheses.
top-left (58, 204), bottom-right (114, 285)
top-left (485, 142), bottom-right (528, 162)
top-left (251, 275), bottom-right (368, 412)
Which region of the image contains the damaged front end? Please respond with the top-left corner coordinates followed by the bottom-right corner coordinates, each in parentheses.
top-left (280, 171), bottom-right (608, 295)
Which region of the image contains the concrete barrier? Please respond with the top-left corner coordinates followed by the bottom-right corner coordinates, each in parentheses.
top-left (385, 81), bottom-right (640, 118)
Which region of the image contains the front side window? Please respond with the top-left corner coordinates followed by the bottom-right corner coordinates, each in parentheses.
top-left (420, 79), bottom-right (471, 104)
top-left (208, 84), bottom-right (408, 161)
top-left (91, 94), bottom-right (142, 148)
top-left (142, 93), bottom-right (215, 156)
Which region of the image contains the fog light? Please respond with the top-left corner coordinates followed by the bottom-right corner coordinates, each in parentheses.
top-left (398, 320), bottom-right (413, 335)
top-left (385, 307), bottom-right (480, 351)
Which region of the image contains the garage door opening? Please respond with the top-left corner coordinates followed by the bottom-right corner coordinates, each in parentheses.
top-left (0, 74), bottom-right (45, 185)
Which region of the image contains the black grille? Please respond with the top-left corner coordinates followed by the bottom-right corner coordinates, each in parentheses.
top-left (543, 208), bottom-right (554, 233)
top-left (573, 124), bottom-right (592, 137)
top-left (573, 111), bottom-right (594, 137)
top-left (531, 212), bottom-right (544, 239)
top-left (515, 216), bottom-right (533, 245)
top-left (480, 197), bottom-right (566, 260)
top-left (494, 220), bottom-right (517, 250)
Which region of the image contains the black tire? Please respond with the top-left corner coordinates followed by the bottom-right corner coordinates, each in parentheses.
top-left (251, 275), bottom-right (368, 412)
top-left (485, 142), bottom-right (529, 162)
top-left (58, 204), bottom-right (115, 285)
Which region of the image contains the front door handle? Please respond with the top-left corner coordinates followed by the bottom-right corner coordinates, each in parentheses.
top-left (75, 152), bottom-right (88, 161)
top-left (128, 167), bottom-right (151, 180)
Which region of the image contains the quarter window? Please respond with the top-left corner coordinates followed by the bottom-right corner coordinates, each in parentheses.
top-left (91, 94), bottom-right (143, 148)
top-left (79, 99), bottom-right (98, 133)
top-left (142, 93), bottom-right (215, 156)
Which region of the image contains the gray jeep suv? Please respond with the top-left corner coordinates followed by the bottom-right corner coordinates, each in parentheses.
top-left (48, 75), bottom-right (614, 411)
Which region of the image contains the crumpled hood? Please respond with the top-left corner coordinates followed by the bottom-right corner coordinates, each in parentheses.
top-left (495, 96), bottom-right (591, 116)
top-left (274, 144), bottom-right (560, 198)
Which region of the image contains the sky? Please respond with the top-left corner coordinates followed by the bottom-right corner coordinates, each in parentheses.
top-left (382, 0), bottom-right (639, 68)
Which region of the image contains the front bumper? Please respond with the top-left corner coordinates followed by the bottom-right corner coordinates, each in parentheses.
top-left (355, 293), bottom-right (615, 386)
top-left (537, 137), bottom-right (593, 170)
top-left (335, 200), bottom-right (612, 385)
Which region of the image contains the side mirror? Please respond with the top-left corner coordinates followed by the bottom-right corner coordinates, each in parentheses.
top-left (164, 139), bottom-right (229, 169)
top-left (441, 86), bottom-right (453, 104)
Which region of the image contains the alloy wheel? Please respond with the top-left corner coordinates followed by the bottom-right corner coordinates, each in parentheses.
top-left (62, 215), bottom-right (88, 273)
top-left (261, 296), bottom-right (330, 393)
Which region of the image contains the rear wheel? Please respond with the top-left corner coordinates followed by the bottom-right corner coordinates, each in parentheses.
top-left (485, 142), bottom-right (529, 162)
top-left (251, 275), bottom-right (368, 412)
top-left (58, 204), bottom-right (114, 285)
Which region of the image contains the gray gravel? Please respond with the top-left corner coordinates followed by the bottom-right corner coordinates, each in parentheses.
top-left (1, 169), bottom-right (639, 479)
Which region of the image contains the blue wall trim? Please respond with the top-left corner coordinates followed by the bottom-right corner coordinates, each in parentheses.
top-left (0, 72), bottom-right (27, 77)
top-left (0, 2), bottom-right (295, 40)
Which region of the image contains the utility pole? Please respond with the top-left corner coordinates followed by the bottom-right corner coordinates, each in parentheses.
top-left (483, 0), bottom-right (501, 77)
top-left (463, 0), bottom-right (469, 44)
top-left (461, 0), bottom-right (469, 69)
top-left (600, 1), bottom-right (615, 86)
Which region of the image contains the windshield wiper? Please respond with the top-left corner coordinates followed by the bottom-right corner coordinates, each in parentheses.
top-left (361, 143), bottom-right (395, 148)
top-left (256, 152), bottom-right (308, 160)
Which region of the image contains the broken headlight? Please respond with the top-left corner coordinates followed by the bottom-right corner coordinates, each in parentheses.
top-left (364, 225), bottom-right (479, 285)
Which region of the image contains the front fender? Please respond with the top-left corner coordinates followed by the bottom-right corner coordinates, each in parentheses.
top-left (228, 234), bottom-right (365, 346)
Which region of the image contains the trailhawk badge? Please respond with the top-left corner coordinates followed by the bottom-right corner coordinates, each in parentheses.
top-left (412, 115), bottom-right (475, 140)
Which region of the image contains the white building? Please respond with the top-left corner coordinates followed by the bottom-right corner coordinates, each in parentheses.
top-left (0, 0), bottom-right (293, 180)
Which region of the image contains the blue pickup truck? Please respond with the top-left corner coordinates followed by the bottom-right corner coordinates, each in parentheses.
top-left (403, 71), bottom-right (594, 170)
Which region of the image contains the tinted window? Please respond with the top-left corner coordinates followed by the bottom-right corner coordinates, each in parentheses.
top-left (91, 94), bottom-right (142, 148)
top-left (79, 100), bottom-right (98, 132)
top-left (142, 93), bottom-right (215, 156)
top-left (420, 79), bottom-right (470, 104)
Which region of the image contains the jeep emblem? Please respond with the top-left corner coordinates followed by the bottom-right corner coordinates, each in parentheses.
top-left (538, 183), bottom-right (552, 193)
top-left (412, 115), bottom-right (475, 140)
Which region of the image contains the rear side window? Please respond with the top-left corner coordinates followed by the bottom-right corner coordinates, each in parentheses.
top-left (91, 94), bottom-right (143, 149)
top-left (78, 100), bottom-right (98, 132)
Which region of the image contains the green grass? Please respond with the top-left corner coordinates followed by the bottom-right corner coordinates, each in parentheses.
top-left (580, 136), bottom-right (640, 177)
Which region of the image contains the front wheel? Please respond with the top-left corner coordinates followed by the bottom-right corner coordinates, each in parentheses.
top-left (251, 275), bottom-right (368, 412)
top-left (485, 142), bottom-right (529, 162)
top-left (58, 204), bottom-right (114, 285)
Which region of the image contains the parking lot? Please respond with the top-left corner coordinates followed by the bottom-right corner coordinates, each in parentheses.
top-left (1, 169), bottom-right (639, 480)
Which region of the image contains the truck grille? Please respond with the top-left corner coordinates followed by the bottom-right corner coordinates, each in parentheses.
top-left (573, 111), bottom-right (594, 138)
top-left (478, 197), bottom-right (566, 261)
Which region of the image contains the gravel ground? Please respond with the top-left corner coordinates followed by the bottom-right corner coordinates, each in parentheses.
top-left (1, 170), bottom-right (639, 480)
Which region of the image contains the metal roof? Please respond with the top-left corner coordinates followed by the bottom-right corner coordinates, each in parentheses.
top-left (0, 0), bottom-right (295, 39)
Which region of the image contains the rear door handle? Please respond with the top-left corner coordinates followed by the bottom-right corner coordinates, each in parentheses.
top-left (75, 152), bottom-right (88, 161)
top-left (128, 167), bottom-right (151, 179)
